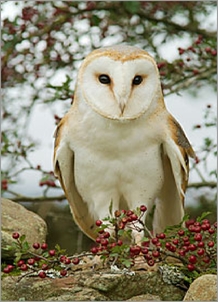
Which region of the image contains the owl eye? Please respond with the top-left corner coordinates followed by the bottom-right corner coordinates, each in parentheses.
top-left (98, 74), bottom-right (111, 84)
top-left (132, 75), bottom-right (143, 85)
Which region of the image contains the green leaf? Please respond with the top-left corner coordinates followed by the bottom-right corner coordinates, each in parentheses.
top-left (182, 213), bottom-right (190, 223)
top-left (196, 212), bottom-right (211, 222)
top-left (121, 258), bottom-right (133, 268)
top-left (14, 252), bottom-right (22, 263)
top-left (55, 243), bottom-right (66, 255)
top-left (95, 225), bottom-right (108, 233)
top-left (19, 234), bottom-right (26, 243)
top-left (22, 241), bottom-right (30, 251)
top-left (123, 1), bottom-right (141, 14)
top-left (118, 229), bottom-right (125, 237)
top-left (91, 15), bottom-right (101, 26)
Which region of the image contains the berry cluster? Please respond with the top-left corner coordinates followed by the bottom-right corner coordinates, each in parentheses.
top-left (3, 233), bottom-right (80, 279)
top-left (39, 171), bottom-right (57, 187)
top-left (157, 34), bottom-right (216, 93)
top-left (89, 208), bottom-right (216, 274)
top-left (2, 208), bottom-right (217, 283)
top-left (90, 205), bottom-right (148, 268)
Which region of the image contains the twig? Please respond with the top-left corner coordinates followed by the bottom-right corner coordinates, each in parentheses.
top-left (188, 181), bottom-right (217, 189)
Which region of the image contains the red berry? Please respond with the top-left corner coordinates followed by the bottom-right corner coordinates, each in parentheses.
top-left (130, 214), bottom-right (138, 221)
top-left (33, 242), bottom-right (40, 249)
top-left (127, 210), bottom-right (134, 216)
top-left (178, 47), bottom-right (185, 55)
top-left (202, 256), bottom-right (210, 263)
top-left (207, 241), bottom-right (214, 248)
top-left (17, 260), bottom-right (25, 267)
top-left (117, 239), bottom-right (123, 246)
top-left (142, 240), bottom-right (150, 247)
top-left (152, 250), bottom-right (160, 258)
top-left (7, 265), bottom-right (14, 271)
top-left (202, 219), bottom-right (210, 224)
top-left (145, 253), bottom-right (152, 261)
top-left (185, 219), bottom-right (195, 227)
top-left (20, 264), bottom-right (28, 271)
top-left (188, 244), bottom-right (197, 251)
top-left (130, 245), bottom-right (141, 255)
top-left (41, 264), bottom-right (48, 270)
top-left (147, 259), bottom-right (155, 266)
top-left (197, 241), bottom-right (205, 248)
top-left (197, 248), bottom-right (205, 256)
top-left (157, 62), bottom-right (166, 69)
top-left (183, 240), bottom-right (190, 246)
top-left (201, 223), bottom-right (210, 231)
top-left (90, 246), bottom-right (98, 254)
top-left (193, 69), bottom-right (199, 75)
top-left (157, 233), bottom-right (166, 239)
top-left (172, 239), bottom-right (179, 245)
top-left (114, 210), bottom-right (121, 217)
top-left (189, 255), bottom-right (197, 264)
top-left (12, 232), bottom-right (20, 239)
top-left (95, 220), bottom-right (102, 226)
top-left (183, 236), bottom-right (189, 242)
top-left (3, 265), bottom-right (14, 273)
top-left (64, 258), bottom-right (71, 265)
top-left (151, 238), bottom-right (159, 245)
top-left (72, 257), bottom-right (80, 265)
top-left (169, 245), bottom-right (176, 252)
top-left (103, 232), bottom-right (110, 238)
top-left (208, 228), bottom-right (215, 234)
top-left (165, 242), bottom-right (171, 250)
top-left (121, 217), bottom-right (129, 224)
top-left (41, 243), bottom-right (48, 250)
top-left (1, 179), bottom-right (8, 190)
top-left (60, 255), bottom-right (67, 263)
top-left (49, 249), bottom-right (56, 256)
top-left (101, 239), bottom-right (109, 246)
top-left (194, 226), bottom-right (201, 233)
top-left (187, 264), bottom-right (195, 271)
top-left (38, 271), bottom-right (46, 278)
top-left (27, 258), bottom-right (35, 266)
top-left (140, 205), bottom-right (147, 212)
top-left (96, 237), bottom-right (101, 244)
top-left (178, 230), bottom-right (185, 236)
top-left (1, 179), bottom-right (8, 185)
top-left (141, 247), bottom-right (149, 254)
top-left (183, 246), bottom-right (189, 253)
top-left (110, 242), bottom-right (117, 248)
top-left (3, 267), bottom-right (11, 273)
top-left (188, 225), bottom-right (196, 232)
top-left (194, 233), bottom-right (202, 241)
top-left (178, 249), bottom-right (186, 256)
top-left (119, 222), bottom-right (125, 229)
top-left (60, 269), bottom-right (67, 276)
top-left (195, 124), bottom-right (201, 129)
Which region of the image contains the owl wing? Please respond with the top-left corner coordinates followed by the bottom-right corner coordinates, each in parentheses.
top-left (153, 114), bottom-right (196, 233)
top-left (53, 117), bottom-right (97, 240)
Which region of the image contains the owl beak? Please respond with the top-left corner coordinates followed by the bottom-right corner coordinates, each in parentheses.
top-left (119, 101), bottom-right (126, 114)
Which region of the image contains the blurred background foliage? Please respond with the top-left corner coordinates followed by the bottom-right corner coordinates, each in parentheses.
top-left (1, 1), bottom-right (217, 253)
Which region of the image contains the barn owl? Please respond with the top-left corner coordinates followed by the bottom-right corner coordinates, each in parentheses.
top-left (53, 45), bottom-right (195, 243)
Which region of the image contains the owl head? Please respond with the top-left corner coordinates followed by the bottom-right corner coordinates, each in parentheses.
top-left (76, 45), bottom-right (164, 120)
